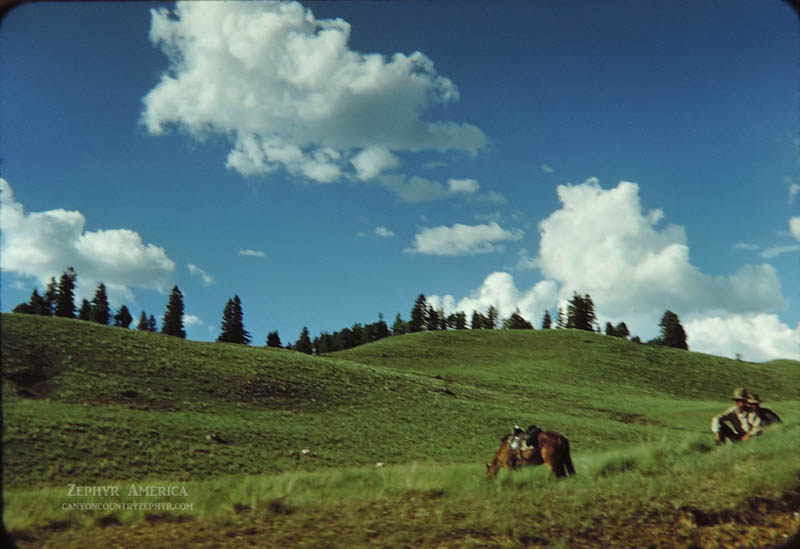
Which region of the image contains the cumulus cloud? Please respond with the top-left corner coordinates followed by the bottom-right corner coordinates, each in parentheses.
top-left (351, 148), bottom-right (400, 181)
top-left (684, 314), bottom-right (800, 362)
top-left (142, 1), bottom-right (485, 187)
top-left (239, 249), bottom-right (266, 258)
top-left (187, 263), bottom-right (214, 286)
top-left (759, 245), bottom-right (800, 259)
top-left (377, 174), bottom-right (500, 204)
top-left (447, 178), bottom-right (479, 194)
top-left (429, 273), bottom-right (558, 323)
top-left (379, 174), bottom-right (450, 203)
top-left (479, 190), bottom-right (507, 204)
top-left (182, 314), bottom-right (204, 327)
top-left (534, 179), bottom-right (784, 318)
top-left (374, 226), bottom-right (396, 238)
top-left (408, 222), bottom-right (523, 256)
top-left (428, 179), bottom-right (793, 359)
top-left (791, 217), bottom-right (800, 241)
top-left (0, 179), bottom-right (175, 302)
top-left (788, 179), bottom-right (799, 205)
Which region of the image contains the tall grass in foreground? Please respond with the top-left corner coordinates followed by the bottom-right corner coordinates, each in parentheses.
top-left (6, 423), bottom-right (798, 534)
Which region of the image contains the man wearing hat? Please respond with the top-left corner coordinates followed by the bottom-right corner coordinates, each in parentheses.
top-left (711, 388), bottom-right (761, 445)
top-left (747, 393), bottom-right (782, 427)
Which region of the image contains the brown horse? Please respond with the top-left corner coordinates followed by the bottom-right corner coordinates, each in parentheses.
top-left (486, 429), bottom-right (575, 479)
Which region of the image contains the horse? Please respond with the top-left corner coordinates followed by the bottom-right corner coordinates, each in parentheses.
top-left (486, 426), bottom-right (575, 479)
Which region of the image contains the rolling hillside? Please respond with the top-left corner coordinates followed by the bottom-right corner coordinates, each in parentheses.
top-left (2, 313), bottom-right (799, 547)
top-left (3, 313), bottom-right (799, 489)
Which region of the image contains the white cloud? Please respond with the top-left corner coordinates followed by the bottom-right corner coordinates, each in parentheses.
top-left (378, 174), bottom-right (500, 204)
top-left (427, 179), bottom-right (793, 359)
top-left (0, 179), bottom-right (175, 303)
top-left (379, 174), bottom-right (450, 203)
top-left (239, 249), bottom-right (266, 258)
top-left (478, 190), bottom-right (507, 204)
top-left (142, 1), bottom-right (485, 185)
top-left (374, 226), bottom-right (396, 238)
top-left (684, 314), bottom-right (800, 362)
top-left (733, 242), bottom-right (759, 251)
top-left (790, 217), bottom-right (800, 241)
top-left (187, 263), bottom-right (214, 286)
top-left (429, 273), bottom-right (558, 324)
top-left (534, 179), bottom-right (784, 319)
top-left (351, 147), bottom-right (399, 181)
top-left (182, 314), bottom-right (204, 327)
top-left (788, 178), bottom-right (799, 205)
top-left (447, 178), bottom-right (479, 194)
top-left (408, 222), bottom-right (523, 256)
top-left (541, 164), bottom-right (555, 174)
top-left (759, 244), bottom-right (800, 259)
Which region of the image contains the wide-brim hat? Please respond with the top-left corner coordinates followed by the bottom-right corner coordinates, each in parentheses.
top-left (731, 387), bottom-right (748, 401)
top-left (747, 393), bottom-right (761, 404)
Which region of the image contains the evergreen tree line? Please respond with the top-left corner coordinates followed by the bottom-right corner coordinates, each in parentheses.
top-left (13, 267), bottom-right (187, 338)
top-left (13, 268), bottom-right (688, 353)
top-left (395, 292), bottom-right (687, 351)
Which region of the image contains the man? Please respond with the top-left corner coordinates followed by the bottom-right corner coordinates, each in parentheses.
top-left (748, 393), bottom-right (782, 427)
top-left (509, 424), bottom-right (525, 466)
top-left (711, 388), bottom-right (760, 445)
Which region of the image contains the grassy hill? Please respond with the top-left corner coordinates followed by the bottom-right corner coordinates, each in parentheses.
top-left (3, 313), bottom-right (799, 547)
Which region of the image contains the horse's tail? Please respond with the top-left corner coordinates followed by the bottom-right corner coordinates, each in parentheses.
top-left (563, 437), bottom-right (576, 476)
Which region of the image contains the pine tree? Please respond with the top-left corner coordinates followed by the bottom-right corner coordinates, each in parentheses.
top-left (485, 305), bottom-right (499, 329)
top-left (615, 322), bottom-right (630, 339)
top-left (374, 313), bottom-right (391, 340)
top-left (78, 299), bottom-right (92, 320)
top-left (217, 295), bottom-right (251, 344)
top-left (266, 330), bottom-right (282, 348)
top-left (557, 306), bottom-right (566, 329)
top-left (44, 277), bottom-right (58, 316)
top-left (137, 311), bottom-right (149, 331)
top-left (542, 310), bottom-right (552, 330)
top-left (17, 289), bottom-right (49, 316)
top-left (448, 311), bottom-right (467, 330)
top-left (425, 305), bottom-right (440, 331)
top-left (90, 283), bottom-right (111, 325)
top-left (162, 285), bottom-right (186, 338)
top-left (294, 326), bottom-right (313, 354)
top-left (503, 308), bottom-right (533, 329)
top-left (217, 298), bottom-right (235, 342)
top-left (12, 301), bottom-right (33, 314)
top-left (392, 313), bottom-right (408, 335)
top-left (54, 267), bottom-right (77, 318)
top-left (471, 310), bottom-right (484, 329)
top-left (659, 310), bottom-right (688, 350)
top-left (438, 309), bottom-right (447, 331)
top-left (605, 322), bottom-right (617, 336)
top-left (114, 305), bottom-right (133, 328)
top-left (148, 314), bottom-right (158, 332)
top-left (409, 294), bottom-right (428, 332)
top-left (567, 293), bottom-right (596, 332)
top-left (585, 295), bottom-right (597, 331)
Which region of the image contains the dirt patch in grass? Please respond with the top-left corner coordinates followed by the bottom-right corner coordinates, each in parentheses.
top-left (586, 406), bottom-right (670, 428)
top-left (2, 343), bottom-right (62, 398)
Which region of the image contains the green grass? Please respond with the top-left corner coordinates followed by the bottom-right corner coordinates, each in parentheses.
top-left (2, 313), bottom-right (799, 546)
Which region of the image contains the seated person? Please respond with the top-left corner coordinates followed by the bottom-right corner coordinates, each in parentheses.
top-left (711, 387), bottom-right (760, 444)
top-left (748, 393), bottom-right (782, 426)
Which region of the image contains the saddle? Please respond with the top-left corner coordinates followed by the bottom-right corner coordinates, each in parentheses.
top-left (525, 425), bottom-right (543, 447)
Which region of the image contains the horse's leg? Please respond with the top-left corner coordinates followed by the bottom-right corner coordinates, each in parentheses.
top-left (563, 440), bottom-right (576, 476)
top-left (540, 447), bottom-right (557, 478)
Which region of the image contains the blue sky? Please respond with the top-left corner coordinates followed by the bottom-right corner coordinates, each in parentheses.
top-left (1, 1), bottom-right (798, 361)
